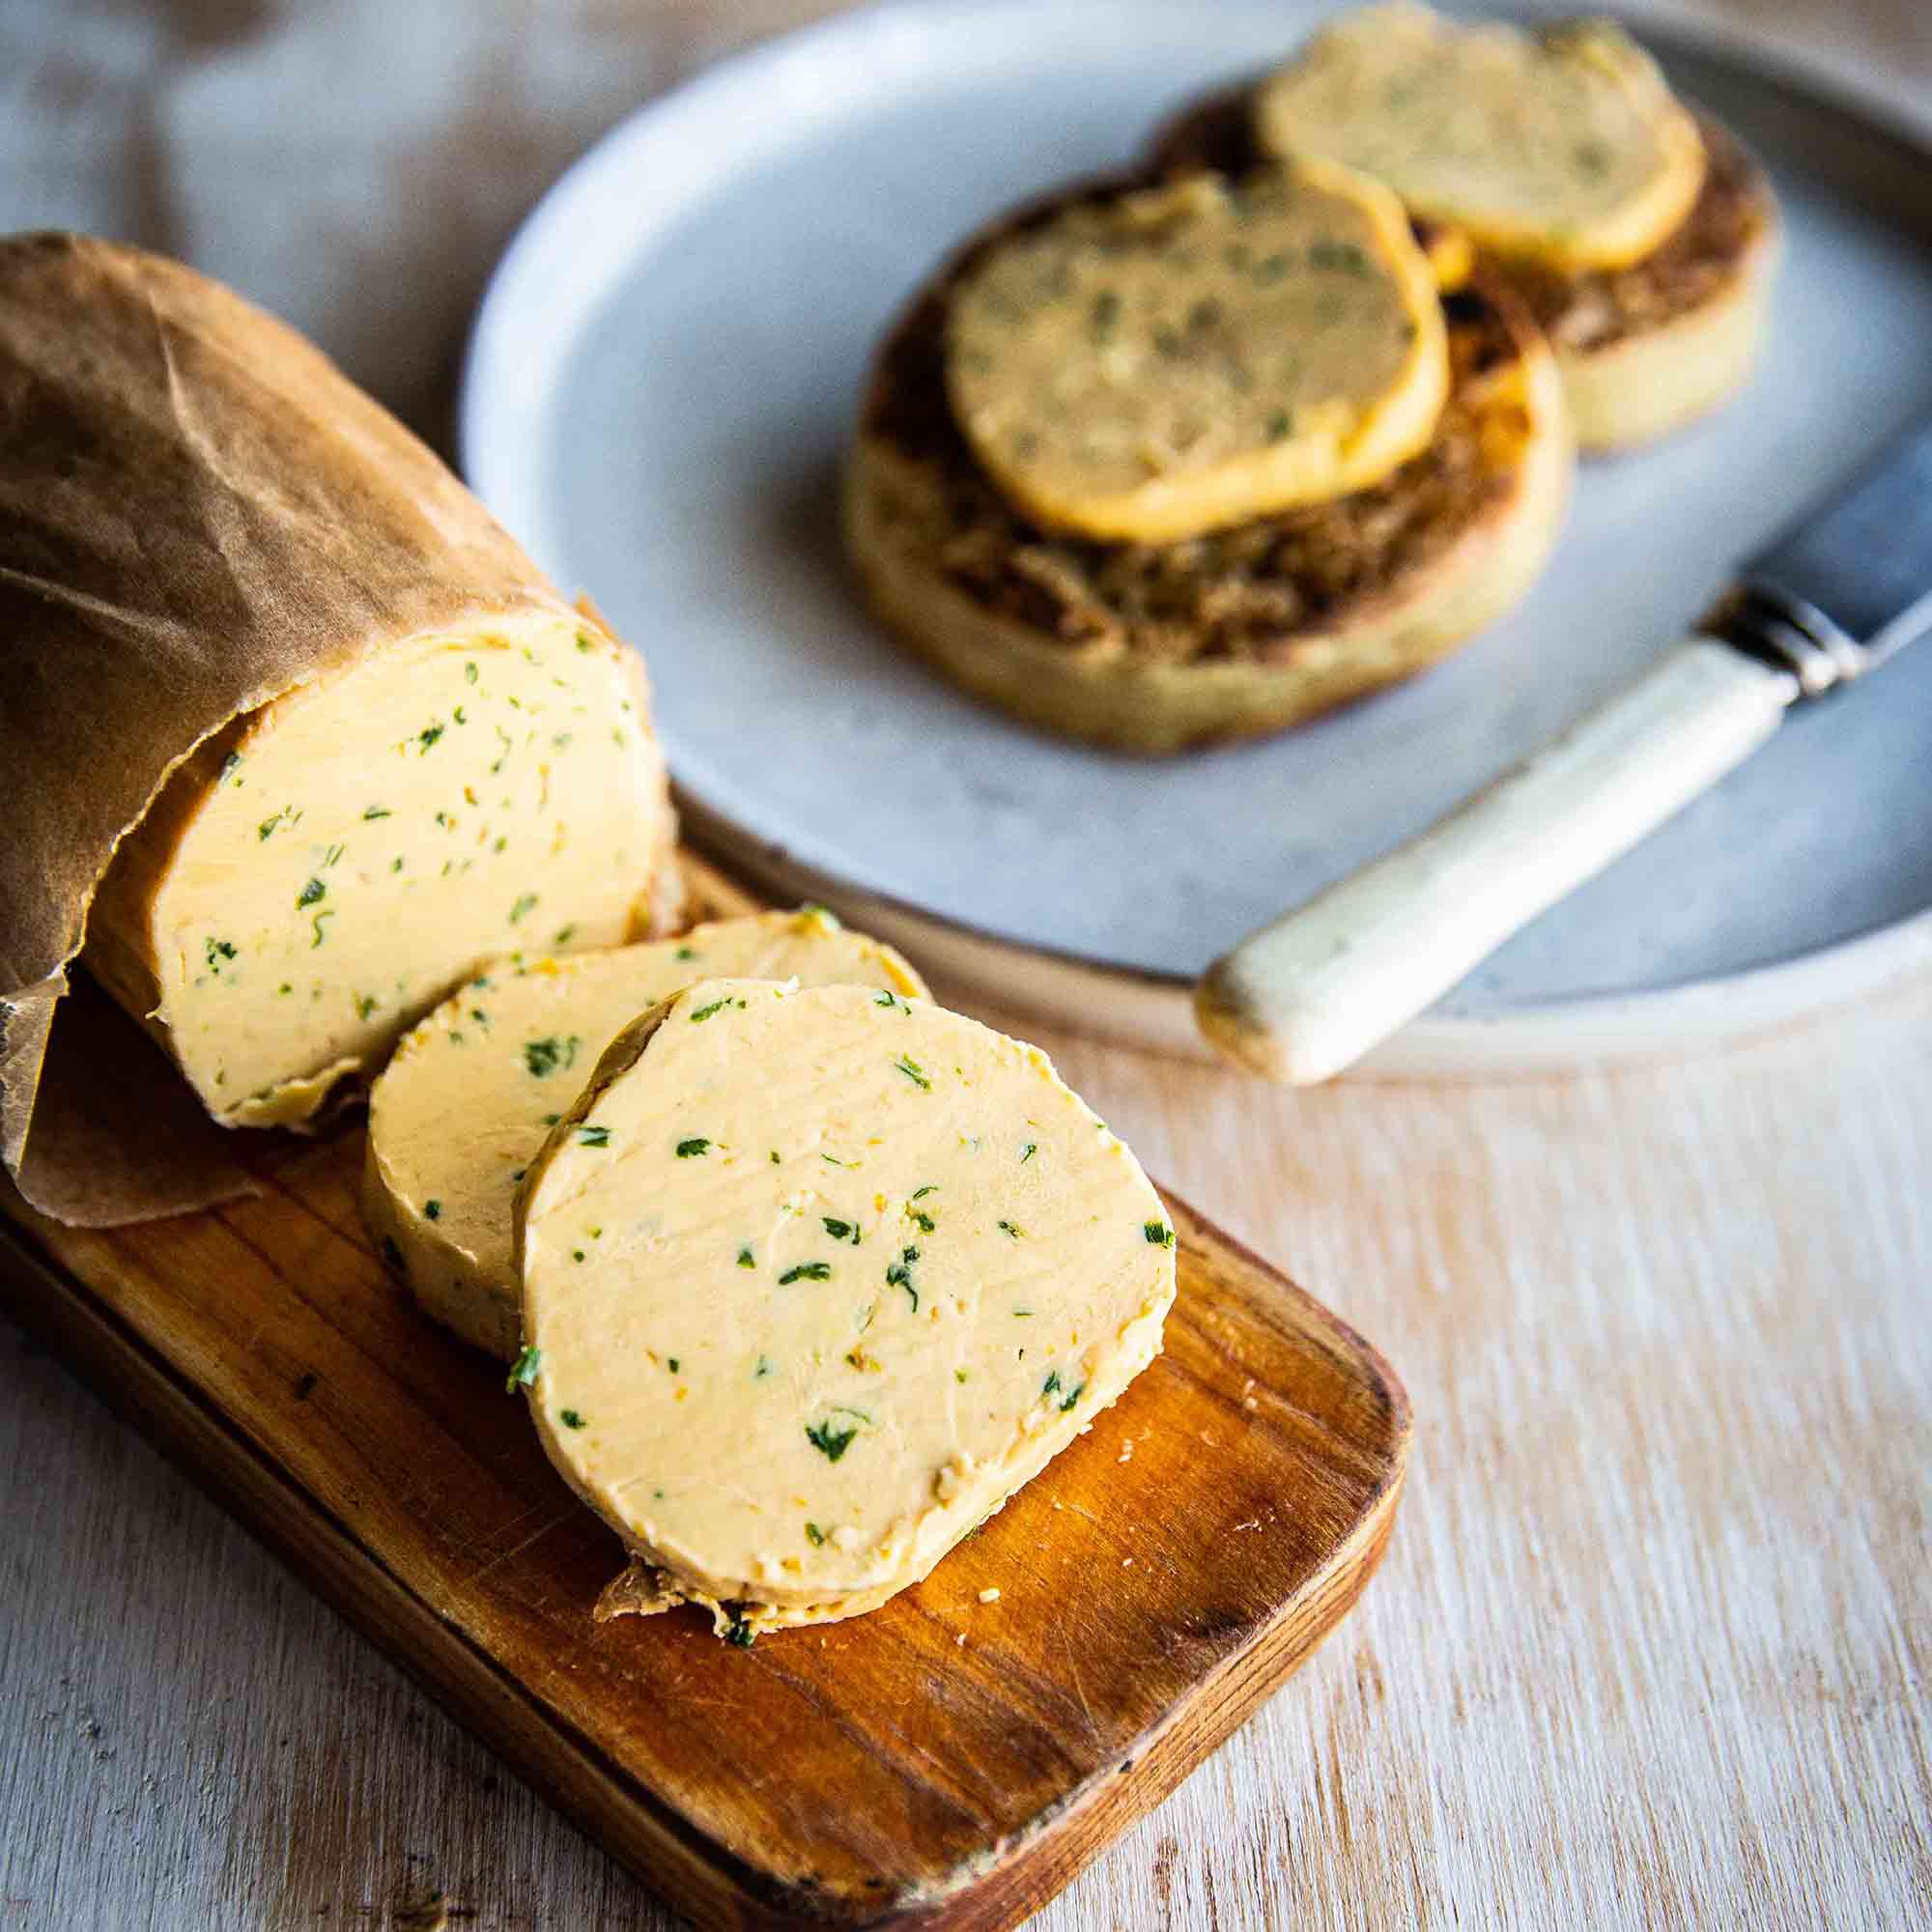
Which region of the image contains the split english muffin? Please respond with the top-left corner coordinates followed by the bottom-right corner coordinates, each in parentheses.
top-left (845, 166), bottom-right (1570, 753)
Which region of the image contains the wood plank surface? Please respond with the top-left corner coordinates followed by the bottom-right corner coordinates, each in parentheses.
top-left (2, 5), bottom-right (1930, 1930)
top-left (0, 863), bottom-right (1408, 1930)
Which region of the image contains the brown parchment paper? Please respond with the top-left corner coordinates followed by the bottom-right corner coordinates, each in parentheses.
top-left (0, 232), bottom-right (675, 1226)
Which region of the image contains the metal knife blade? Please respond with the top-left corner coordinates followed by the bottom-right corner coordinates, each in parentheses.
top-left (1719, 413), bottom-right (1932, 684)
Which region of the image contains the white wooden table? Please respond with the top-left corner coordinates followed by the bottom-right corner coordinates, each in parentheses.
top-left (2, 3), bottom-right (1928, 1926)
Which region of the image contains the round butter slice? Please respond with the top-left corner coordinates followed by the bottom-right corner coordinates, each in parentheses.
top-left (1254, 4), bottom-right (1707, 273)
top-left (516, 979), bottom-right (1177, 1635)
top-left (945, 164), bottom-right (1448, 544)
top-left (366, 911), bottom-right (927, 1359)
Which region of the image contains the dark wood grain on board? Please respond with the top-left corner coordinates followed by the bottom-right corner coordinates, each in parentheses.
top-left (0, 862), bottom-right (1410, 1930)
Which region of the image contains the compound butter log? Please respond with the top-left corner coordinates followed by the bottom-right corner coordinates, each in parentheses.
top-left (0, 233), bottom-right (680, 1223)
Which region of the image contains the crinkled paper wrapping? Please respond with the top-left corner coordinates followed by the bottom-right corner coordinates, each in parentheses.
top-left (0, 233), bottom-right (676, 1226)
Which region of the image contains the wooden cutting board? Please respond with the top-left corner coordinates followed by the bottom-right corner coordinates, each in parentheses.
top-left (0, 860), bottom-right (1409, 1932)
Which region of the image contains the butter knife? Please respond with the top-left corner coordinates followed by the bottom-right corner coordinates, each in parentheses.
top-left (1195, 414), bottom-right (1932, 1083)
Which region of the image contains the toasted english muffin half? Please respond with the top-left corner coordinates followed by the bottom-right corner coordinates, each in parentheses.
top-left (844, 174), bottom-right (1570, 754)
top-left (1151, 71), bottom-right (1776, 453)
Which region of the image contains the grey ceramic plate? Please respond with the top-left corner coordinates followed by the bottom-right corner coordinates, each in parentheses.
top-left (462, 0), bottom-right (1932, 1068)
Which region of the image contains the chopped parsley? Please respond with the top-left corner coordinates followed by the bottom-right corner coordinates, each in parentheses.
top-left (822, 1217), bottom-right (861, 1245)
top-left (724, 1616), bottom-right (755, 1648)
top-left (886, 1245), bottom-right (921, 1312)
top-left (578, 1124), bottom-right (612, 1148)
top-left (220, 752), bottom-right (243, 783)
top-left (1020, 1143), bottom-right (1037, 1163)
top-left (1309, 238), bottom-right (1368, 275)
top-left (675, 1137), bottom-right (710, 1158)
top-left (1042, 1370), bottom-right (1063, 1400)
top-left (465, 661), bottom-right (479, 683)
top-left (998, 1220), bottom-right (1023, 1239)
top-left (780, 1262), bottom-right (832, 1285)
top-left (690, 998), bottom-right (731, 1023)
top-left (911, 1184), bottom-right (939, 1200)
top-left (674, 946), bottom-right (698, 961)
top-left (424, 1200), bottom-right (441, 1220)
top-left (1145, 1220), bottom-right (1176, 1248)
top-left (894, 1055), bottom-right (931, 1091)
top-left (355, 993), bottom-right (379, 1021)
top-left (310, 911), bottom-right (333, 948)
top-left (667, 1358), bottom-right (680, 1374)
top-left (737, 1246), bottom-right (755, 1269)
top-left (805, 1521), bottom-right (827, 1548)
top-left (553, 923), bottom-right (577, 947)
top-left (874, 989), bottom-right (912, 1014)
top-left (204, 937), bottom-right (238, 971)
top-left (560, 1408), bottom-right (585, 1430)
top-left (906, 1208), bottom-right (935, 1235)
top-left (504, 1345), bottom-right (542, 1393)
top-left (1059, 1380), bottom-right (1085, 1412)
top-left (523, 1036), bottom-right (580, 1078)
top-left (508, 892), bottom-right (539, 923)
top-left (417, 722), bottom-right (445, 752)
top-left (296, 877), bottom-right (326, 909)
top-left (806, 1419), bottom-right (858, 1462)
top-left (362, 805), bottom-right (391, 821)
top-left (1265, 410), bottom-right (1293, 442)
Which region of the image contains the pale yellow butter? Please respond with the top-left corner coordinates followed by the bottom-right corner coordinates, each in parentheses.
top-left (517, 979), bottom-right (1177, 1634)
top-left (365, 910), bottom-right (927, 1357)
top-left (85, 612), bottom-right (675, 1127)
top-left (1254, 4), bottom-right (1706, 273)
top-left (945, 163), bottom-right (1447, 543)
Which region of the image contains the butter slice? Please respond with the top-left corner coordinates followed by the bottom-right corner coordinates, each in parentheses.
top-left (84, 611), bottom-right (676, 1128)
top-left (517, 979), bottom-right (1177, 1635)
top-left (945, 164), bottom-right (1447, 543)
top-left (1254, 4), bottom-right (1706, 273)
top-left (365, 911), bottom-right (927, 1358)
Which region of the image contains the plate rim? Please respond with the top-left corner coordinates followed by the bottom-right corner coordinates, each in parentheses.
top-left (459, 0), bottom-right (1932, 1071)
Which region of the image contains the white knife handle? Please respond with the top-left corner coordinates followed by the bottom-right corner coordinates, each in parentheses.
top-left (1195, 639), bottom-right (1798, 1083)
